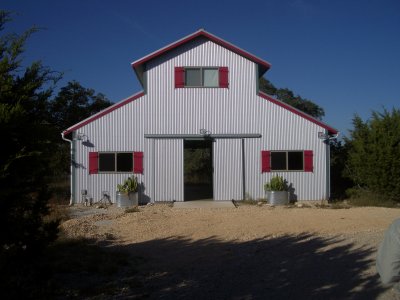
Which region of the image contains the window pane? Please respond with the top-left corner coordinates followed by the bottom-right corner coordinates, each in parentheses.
top-left (185, 68), bottom-right (201, 86)
top-left (271, 152), bottom-right (286, 170)
top-left (99, 153), bottom-right (115, 172)
top-left (117, 153), bottom-right (133, 172)
top-left (203, 68), bottom-right (218, 87)
top-left (288, 151), bottom-right (303, 170)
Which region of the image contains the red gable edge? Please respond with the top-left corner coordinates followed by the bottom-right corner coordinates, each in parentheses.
top-left (62, 90), bottom-right (337, 137)
top-left (258, 92), bottom-right (338, 135)
top-left (131, 29), bottom-right (271, 71)
top-left (63, 31), bottom-right (337, 137)
top-left (62, 91), bottom-right (145, 136)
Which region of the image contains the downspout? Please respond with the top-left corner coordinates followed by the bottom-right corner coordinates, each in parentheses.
top-left (242, 138), bottom-right (246, 201)
top-left (326, 130), bottom-right (331, 201)
top-left (325, 130), bottom-right (340, 201)
top-left (61, 131), bottom-right (75, 205)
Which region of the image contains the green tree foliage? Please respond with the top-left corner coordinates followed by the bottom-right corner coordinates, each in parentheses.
top-left (0, 12), bottom-right (115, 296)
top-left (259, 77), bottom-right (325, 120)
top-left (329, 139), bottom-right (354, 199)
top-left (184, 147), bottom-right (213, 184)
top-left (49, 80), bottom-right (113, 131)
top-left (48, 81), bottom-right (112, 175)
top-left (0, 11), bottom-right (60, 259)
top-left (345, 109), bottom-right (400, 201)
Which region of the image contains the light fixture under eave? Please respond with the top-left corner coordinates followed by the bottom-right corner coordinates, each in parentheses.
top-left (200, 128), bottom-right (211, 136)
top-left (76, 132), bottom-right (88, 142)
top-left (318, 132), bottom-right (329, 140)
top-left (318, 131), bottom-right (340, 140)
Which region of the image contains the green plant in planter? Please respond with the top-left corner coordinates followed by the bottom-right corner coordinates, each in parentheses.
top-left (264, 175), bottom-right (288, 192)
top-left (117, 176), bottom-right (138, 193)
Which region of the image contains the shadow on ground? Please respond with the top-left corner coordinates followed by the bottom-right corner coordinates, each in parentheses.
top-left (109, 233), bottom-right (385, 299)
top-left (14, 233), bottom-right (386, 299)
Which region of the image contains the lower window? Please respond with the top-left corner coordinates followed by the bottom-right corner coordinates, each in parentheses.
top-left (99, 152), bottom-right (133, 172)
top-left (271, 151), bottom-right (304, 171)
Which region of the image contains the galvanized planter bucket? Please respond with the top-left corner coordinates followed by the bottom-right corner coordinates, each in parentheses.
top-left (266, 191), bottom-right (289, 205)
top-left (116, 192), bottom-right (138, 208)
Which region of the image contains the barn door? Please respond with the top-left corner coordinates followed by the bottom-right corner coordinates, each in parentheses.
top-left (153, 139), bottom-right (184, 202)
top-left (213, 139), bottom-right (243, 200)
top-left (184, 140), bottom-right (213, 201)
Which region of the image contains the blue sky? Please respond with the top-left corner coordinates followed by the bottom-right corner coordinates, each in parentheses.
top-left (2, 0), bottom-right (400, 136)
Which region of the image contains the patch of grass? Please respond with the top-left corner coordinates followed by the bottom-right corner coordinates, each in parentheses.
top-left (233, 199), bottom-right (269, 207)
top-left (314, 203), bottom-right (327, 208)
top-left (48, 178), bottom-right (70, 205)
top-left (44, 204), bottom-right (70, 224)
top-left (237, 199), bottom-right (259, 205)
top-left (346, 189), bottom-right (400, 208)
top-left (329, 202), bottom-right (351, 209)
top-left (348, 197), bottom-right (398, 208)
top-left (293, 203), bottom-right (312, 208)
top-left (314, 202), bottom-right (351, 209)
top-left (152, 201), bottom-right (174, 207)
top-left (125, 206), bottom-right (140, 213)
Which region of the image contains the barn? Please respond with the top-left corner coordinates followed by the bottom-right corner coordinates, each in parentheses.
top-left (61, 29), bottom-right (338, 205)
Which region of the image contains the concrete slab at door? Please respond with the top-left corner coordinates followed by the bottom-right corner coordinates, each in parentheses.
top-left (173, 200), bottom-right (235, 208)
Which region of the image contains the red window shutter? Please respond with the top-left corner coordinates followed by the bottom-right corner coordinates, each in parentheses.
top-left (175, 67), bottom-right (185, 88)
top-left (304, 150), bottom-right (313, 172)
top-left (261, 150), bottom-right (271, 173)
top-left (219, 67), bottom-right (229, 88)
top-left (89, 152), bottom-right (98, 174)
top-left (134, 151), bottom-right (144, 174)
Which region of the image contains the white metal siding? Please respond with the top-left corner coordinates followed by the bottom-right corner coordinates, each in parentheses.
top-left (153, 139), bottom-right (184, 201)
top-left (72, 38), bottom-right (330, 203)
top-left (213, 139), bottom-right (243, 200)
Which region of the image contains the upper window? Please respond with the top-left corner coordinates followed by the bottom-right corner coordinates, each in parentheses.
top-left (185, 68), bottom-right (219, 87)
top-left (175, 67), bottom-right (228, 88)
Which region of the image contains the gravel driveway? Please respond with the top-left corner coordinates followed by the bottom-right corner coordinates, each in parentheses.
top-left (61, 204), bottom-right (400, 299)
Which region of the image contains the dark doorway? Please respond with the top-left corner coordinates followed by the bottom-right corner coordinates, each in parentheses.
top-left (184, 140), bottom-right (213, 201)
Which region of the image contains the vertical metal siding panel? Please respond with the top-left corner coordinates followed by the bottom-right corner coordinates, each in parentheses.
top-left (214, 139), bottom-right (243, 200)
top-left (244, 138), bottom-right (263, 201)
top-left (154, 139), bottom-right (183, 201)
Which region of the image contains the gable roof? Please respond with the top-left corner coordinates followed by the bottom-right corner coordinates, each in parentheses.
top-left (131, 29), bottom-right (271, 87)
top-left (62, 90), bottom-right (338, 136)
top-left (62, 91), bottom-right (145, 136)
top-left (62, 30), bottom-right (338, 136)
top-left (258, 92), bottom-right (338, 134)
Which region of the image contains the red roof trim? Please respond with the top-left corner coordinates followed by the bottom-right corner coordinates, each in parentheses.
top-left (258, 92), bottom-right (338, 135)
top-left (62, 91), bottom-right (145, 135)
top-left (131, 29), bottom-right (271, 70)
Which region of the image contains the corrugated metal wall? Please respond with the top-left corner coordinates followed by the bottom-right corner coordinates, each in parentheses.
top-left (213, 139), bottom-right (243, 200)
top-left (72, 37), bottom-right (330, 203)
top-left (153, 139), bottom-right (184, 201)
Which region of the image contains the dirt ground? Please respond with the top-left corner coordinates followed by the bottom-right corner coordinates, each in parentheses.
top-left (61, 204), bottom-right (400, 299)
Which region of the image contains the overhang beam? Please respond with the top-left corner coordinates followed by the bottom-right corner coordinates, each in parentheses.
top-left (144, 134), bottom-right (262, 139)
